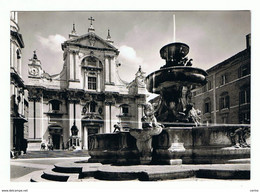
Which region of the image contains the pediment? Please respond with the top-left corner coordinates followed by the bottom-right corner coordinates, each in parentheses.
top-left (66, 33), bottom-right (117, 51)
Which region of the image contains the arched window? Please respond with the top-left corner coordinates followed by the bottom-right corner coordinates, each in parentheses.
top-left (82, 56), bottom-right (102, 68)
top-left (82, 56), bottom-right (102, 91)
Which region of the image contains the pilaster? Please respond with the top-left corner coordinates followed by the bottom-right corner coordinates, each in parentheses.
top-left (110, 57), bottom-right (115, 83)
top-left (213, 73), bottom-right (217, 124)
top-left (69, 102), bottom-right (74, 136)
top-left (105, 57), bottom-right (109, 83)
top-left (35, 98), bottom-right (43, 138)
top-left (83, 126), bottom-right (88, 150)
top-left (75, 102), bottom-right (82, 139)
top-left (69, 52), bottom-right (74, 80)
top-left (137, 104), bottom-right (143, 129)
top-left (104, 102), bottom-right (111, 133)
top-left (97, 71), bottom-right (101, 92)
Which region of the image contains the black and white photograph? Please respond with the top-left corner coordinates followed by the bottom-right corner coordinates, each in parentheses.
top-left (1, 1), bottom-right (260, 191)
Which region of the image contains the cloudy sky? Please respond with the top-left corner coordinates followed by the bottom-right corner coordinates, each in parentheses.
top-left (18, 11), bottom-right (250, 83)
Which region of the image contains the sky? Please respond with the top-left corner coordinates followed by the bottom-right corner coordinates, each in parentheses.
top-left (18, 11), bottom-right (251, 83)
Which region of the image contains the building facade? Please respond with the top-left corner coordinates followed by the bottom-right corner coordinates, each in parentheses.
top-left (10, 12), bottom-right (29, 156)
top-left (192, 34), bottom-right (251, 125)
top-left (26, 20), bottom-right (147, 151)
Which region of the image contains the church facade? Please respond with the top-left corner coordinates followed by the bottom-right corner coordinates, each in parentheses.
top-left (26, 19), bottom-right (147, 150)
top-left (10, 12), bottom-right (29, 156)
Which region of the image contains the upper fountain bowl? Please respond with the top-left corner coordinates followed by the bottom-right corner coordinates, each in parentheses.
top-left (160, 42), bottom-right (189, 61)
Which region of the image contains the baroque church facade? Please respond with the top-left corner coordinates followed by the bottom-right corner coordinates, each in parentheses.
top-left (26, 18), bottom-right (147, 150)
top-left (10, 12), bottom-right (29, 156)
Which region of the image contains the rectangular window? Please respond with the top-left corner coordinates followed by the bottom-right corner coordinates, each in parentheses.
top-left (240, 64), bottom-right (250, 77)
top-left (88, 77), bottom-right (97, 90)
top-left (204, 102), bottom-right (210, 113)
top-left (240, 89), bottom-right (250, 104)
top-left (220, 75), bottom-right (226, 85)
top-left (52, 102), bottom-right (60, 111)
top-left (220, 95), bottom-right (229, 109)
top-left (122, 106), bottom-right (129, 115)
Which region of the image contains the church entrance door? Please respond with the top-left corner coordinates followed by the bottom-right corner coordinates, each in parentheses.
top-left (52, 134), bottom-right (60, 150)
top-left (88, 127), bottom-right (99, 136)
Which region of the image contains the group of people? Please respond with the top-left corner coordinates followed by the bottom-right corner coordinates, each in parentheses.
top-left (40, 142), bottom-right (53, 151)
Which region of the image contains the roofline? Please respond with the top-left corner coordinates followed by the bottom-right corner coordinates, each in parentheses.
top-left (207, 48), bottom-right (250, 73)
top-left (63, 32), bottom-right (118, 52)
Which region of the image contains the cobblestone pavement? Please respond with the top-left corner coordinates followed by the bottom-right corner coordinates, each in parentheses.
top-left (14, 150), bottom-right (89, 159)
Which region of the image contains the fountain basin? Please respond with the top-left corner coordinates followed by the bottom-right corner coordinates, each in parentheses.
top-left (160, 42), bottom-right (189, 61)
top-left (88, 125), bottom-right (250, 165)
top-left (146, 66), bottom-right (208, 94)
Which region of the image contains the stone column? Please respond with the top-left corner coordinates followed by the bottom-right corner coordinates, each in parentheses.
top-left (75, 102), bottom-right (82, 139)
top-left (97, 71), bottom-right (101, 92)
top-left (21, 93), bottom-right (24, 116)
top-left (28, 100), bottom-right (35, 139)
top-left (137, 104), bottom-right (143, 129)
top-left (69, 52), bottom-right (74, 80)
top-left (69, 102), bottom-right (74, 136)
top-left (104, 102), bottom-right (111, 133)
top-left (10, 43), bottom-right (14, 68)
top-left (84, 71), bottom-right (88, 89)
top-left (18, 56), bottom-right (22, 76)
top-left (13, 45), bottom-right (17, 71)
top-left (83, 126), bottom-right (88, 150)
top-left (212, 73), bottom-right (217, 124)
top-left (105, 57), bottom-right (109, 83)
top-left (35, 98), bottom-right (43, 139)
top-left (110, 57), bottom-right (115, 83)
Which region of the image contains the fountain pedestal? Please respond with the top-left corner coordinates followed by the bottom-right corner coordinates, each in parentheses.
top-left (130, 127), bottom-right (162, 164)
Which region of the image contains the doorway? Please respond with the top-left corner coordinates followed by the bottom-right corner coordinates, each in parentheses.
top-left (88, 128), bottom-right (99, 136)
top-left (52, 134), bottom-right (60, 149)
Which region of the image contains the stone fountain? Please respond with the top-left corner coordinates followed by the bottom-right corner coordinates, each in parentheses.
top-left (88, 42), bottom-right (250, 166)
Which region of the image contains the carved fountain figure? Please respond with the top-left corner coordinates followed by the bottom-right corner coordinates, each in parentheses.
top-left (130, 103), bottom-right (163, 164)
